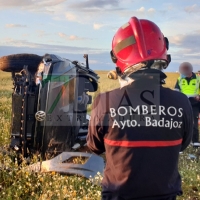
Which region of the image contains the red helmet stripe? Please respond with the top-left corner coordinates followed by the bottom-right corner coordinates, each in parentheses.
top-left (129, 17), bottom-right (147, 59)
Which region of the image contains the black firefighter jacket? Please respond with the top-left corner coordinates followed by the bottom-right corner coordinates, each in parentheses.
top-left (87, 78), bottom-right (193, 200)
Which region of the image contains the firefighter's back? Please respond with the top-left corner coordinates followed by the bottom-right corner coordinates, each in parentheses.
top-left (99, 79), bottom-right (192, 199)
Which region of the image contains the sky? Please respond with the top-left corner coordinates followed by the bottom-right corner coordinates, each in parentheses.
top-left (0, 0), bottom-right (200, 72)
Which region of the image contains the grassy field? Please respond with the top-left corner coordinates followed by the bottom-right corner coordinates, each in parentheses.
top-left (0, 71), bottom-right (200, 200)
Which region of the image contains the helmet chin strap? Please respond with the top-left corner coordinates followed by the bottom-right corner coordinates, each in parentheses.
top-left (146, 60), bottom-right (154, 69)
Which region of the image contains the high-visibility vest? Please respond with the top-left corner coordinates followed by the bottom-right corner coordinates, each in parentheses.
top-left (178, 75), bottom-right (200, 97)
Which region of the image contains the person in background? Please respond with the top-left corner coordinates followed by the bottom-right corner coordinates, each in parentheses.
top-left (87, 16), bottom-right (193, 200)
top-left (175, 62), bottom-right (200, 147)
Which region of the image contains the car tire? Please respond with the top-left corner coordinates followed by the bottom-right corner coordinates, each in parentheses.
top-left (0, 54), bottom-right (42, 72)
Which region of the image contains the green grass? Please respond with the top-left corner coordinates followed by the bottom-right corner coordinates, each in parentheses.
top-left (0, 72), bottom-right (12, 146)
top-left (0, 71), bottom-right (200, 200)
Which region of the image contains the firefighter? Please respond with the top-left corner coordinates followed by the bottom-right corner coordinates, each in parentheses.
top-left (87, 16), bottom-right (193, 200)
top-left (175, 62), bottom-right (200, 147)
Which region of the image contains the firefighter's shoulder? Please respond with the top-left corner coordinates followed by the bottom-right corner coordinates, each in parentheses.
top-left (162, 87), bottom-right (191, 105)
top-left (92, 88), bottom-right (121, 110)
top-left (95, 87), bottom-right (121, 101)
